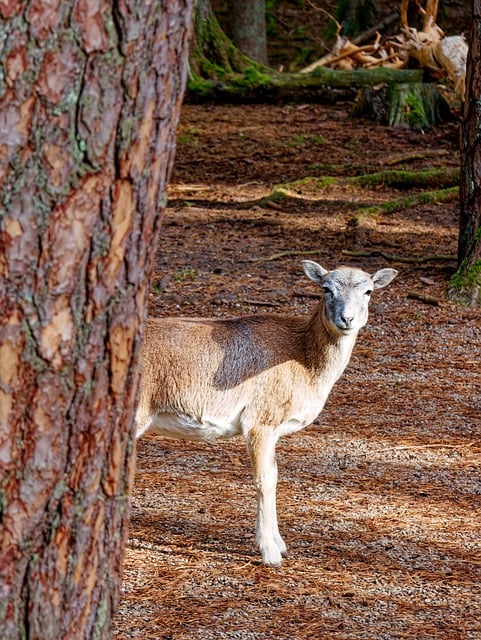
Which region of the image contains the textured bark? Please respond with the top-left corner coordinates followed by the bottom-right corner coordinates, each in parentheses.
top-left (352, 82), bottom-right (452, 127)
top-left (0, 2), bottom-right (192, 638)
top-left (227, 0), bottom-right (267, 65)
top-left (448, 2), bottom-right (481, 305)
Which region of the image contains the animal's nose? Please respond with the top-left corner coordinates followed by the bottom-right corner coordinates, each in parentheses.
top-left (340, 314), bottom-right (354, 328)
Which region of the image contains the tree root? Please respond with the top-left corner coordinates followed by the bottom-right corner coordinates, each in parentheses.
top-left (341, 249), bottom-right (456, 263)
top-left (380, 149), bottom-right (450, 166)
top-left (169, 170), bottom-right (459, 211)
top-left (350, 168), bottom-right (459, 190)
top-left (256, 172), bottom-right (459, 210)
top-left (251, 248), bottom-right (456, 266)
top-left (351, 186), bottom-right (459, 221)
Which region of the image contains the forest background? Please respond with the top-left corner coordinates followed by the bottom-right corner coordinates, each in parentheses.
top-left (1, 2), bottom-right (480, 639)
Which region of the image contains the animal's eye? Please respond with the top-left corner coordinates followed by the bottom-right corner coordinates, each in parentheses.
top-left (364, 289), bottom-right (373, 297)
top-left (322, 286), bottom-right (332, 295)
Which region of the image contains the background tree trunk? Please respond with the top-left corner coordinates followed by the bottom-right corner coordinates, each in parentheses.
top-left (227, 0), bottom-right (267, 64)
top-left (190, 0), bottom-right (257, 78)
top-left (448, 1), bottom-right (481, 305)
top-left (352, 82), bottom-right (452, 127)
top-left (0, 2), bottom-right (191, 638)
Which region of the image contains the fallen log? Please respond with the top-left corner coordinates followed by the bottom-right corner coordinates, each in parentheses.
top-left (186, 67), bottom-right (425, 103)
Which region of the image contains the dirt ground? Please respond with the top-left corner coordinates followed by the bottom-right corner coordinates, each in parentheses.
top-left (113, 101), bottom-right (481, 639)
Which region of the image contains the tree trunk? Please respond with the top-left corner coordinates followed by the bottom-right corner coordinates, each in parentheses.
top-left (227, 0), bottom-right (267, 65)
top-left (352, 82), bottom-right (452, 127)
top-left (448, 2), bottom-right (481, 305)
top-left (190, 0), bottom-right (257, 78)
top-left (335, 0), bottom-right (376, 37)
top-left (0, 2), bottom-right (191, 638)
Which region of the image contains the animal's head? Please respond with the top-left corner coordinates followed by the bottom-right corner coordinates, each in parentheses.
top-left (302, 260), bottom-right (398, 336)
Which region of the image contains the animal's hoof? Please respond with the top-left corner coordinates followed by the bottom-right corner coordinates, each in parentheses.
top-left (261, 547), bottom-right (283, 567)
top-left (276, 538), bottom-right (288, 556)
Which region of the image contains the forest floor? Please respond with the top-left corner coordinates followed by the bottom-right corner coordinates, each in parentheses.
top-left (113, 102), bottom-right (481, 639)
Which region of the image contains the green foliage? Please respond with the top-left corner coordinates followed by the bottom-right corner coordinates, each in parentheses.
top-left (266, 0), bottom-right (279, 36)
top-left (173, 266), bottom-right (198, 281)
top-left (178, 126), bottom-right (201, 147)
top-left (288, 133), bottom-right (325, 147)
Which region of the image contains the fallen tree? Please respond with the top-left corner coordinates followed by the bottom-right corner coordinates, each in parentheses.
top-left (187, 64), bottom-right (426, 103)
top-left (187, 0), bottom-right (465, 125)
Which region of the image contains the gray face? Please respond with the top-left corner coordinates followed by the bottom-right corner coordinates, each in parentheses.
top-left (301, 260), bottom-right (398, 337)
top-left (320, 268), bottom-right (374, 335)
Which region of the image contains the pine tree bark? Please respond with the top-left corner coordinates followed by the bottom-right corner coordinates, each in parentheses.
top-left (0, 2), bottom-right (192, 638)
top-left (448, 1), bottom-right (481, 305)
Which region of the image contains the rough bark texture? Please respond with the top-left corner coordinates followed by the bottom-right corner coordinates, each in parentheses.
top-left (448, 1), bottom-right (481, 305)
top-left (227, 0), bottom-right (267, 65)
top-left (0, 2), bottom-right (191, 639)
top-left (352, 82), bottom-right (452, 128)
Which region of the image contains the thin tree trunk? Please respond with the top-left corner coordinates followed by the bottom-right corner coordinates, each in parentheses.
top-left (190, 0), bottom-right (258, 78)
top-left (335, 0), bottom-right (376, 36)
top-left (227, 0), bottom-right (267, 65)
top-left (0, 2), bottom-right (192, 638)
top-left (448, 1), bottom-right (481, 305)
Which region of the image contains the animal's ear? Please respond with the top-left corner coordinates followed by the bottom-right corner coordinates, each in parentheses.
top-left (371, 268), bottom-right (398, 289)
top-left (302, 260), bottom-right (328, 284)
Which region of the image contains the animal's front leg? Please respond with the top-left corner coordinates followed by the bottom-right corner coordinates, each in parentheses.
top-left (270, 458), bottom-right (287, 557)
top-left (247, 428), bottom-right (286, 566)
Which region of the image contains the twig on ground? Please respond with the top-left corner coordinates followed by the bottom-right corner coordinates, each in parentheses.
top-left (250, 249), bottom-right (326, 263)
top-left (407, 290), bottom-right (442, 305)
top-left (242, 299), bottom-right (281, 307)
top-left (341, 249), bottom-right (456, 264)
top-left (379, 149), bottom-right (450, 165)
top-left (371, 442), bottom-right (475, 454)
